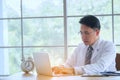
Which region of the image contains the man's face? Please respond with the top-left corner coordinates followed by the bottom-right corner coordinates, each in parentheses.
top-left (80, 24), bottom-right (100, 45)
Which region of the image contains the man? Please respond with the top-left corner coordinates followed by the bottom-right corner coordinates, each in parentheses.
top-left (52, 15), bottom-right (116, 75)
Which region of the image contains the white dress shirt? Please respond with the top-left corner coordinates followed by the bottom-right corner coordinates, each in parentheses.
top-left (64, 38), bottom-right (116, 75)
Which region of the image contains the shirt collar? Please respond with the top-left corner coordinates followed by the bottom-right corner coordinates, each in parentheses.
top-left (85, 38), bottom-right (100, 50)
top-left (91, 38), bottom-right (100, 50)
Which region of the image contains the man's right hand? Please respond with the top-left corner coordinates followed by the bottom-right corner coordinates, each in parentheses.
top-left (52, 66), bottom-right (74, 74)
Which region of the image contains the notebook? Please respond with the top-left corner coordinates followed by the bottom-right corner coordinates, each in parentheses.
top-left (82, 71), bottom-right (120, 77)
top-left (100, 71), bottom-right (120, 76)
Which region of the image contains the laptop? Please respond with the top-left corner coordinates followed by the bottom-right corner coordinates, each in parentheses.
top-left (33, 52), bottom-right (53, 76)
top-left (33, 52), bottom-right (74, 77)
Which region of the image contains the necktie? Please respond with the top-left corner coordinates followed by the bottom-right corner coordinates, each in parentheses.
top-left (85, 46), bottom-right (93, 65)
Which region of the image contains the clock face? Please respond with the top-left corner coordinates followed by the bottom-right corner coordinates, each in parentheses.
top-left (21, 60), bottom-right (34, 73)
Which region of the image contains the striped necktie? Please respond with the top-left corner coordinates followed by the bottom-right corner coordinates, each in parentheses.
top-left (85, 46), bottom-right (93, 65)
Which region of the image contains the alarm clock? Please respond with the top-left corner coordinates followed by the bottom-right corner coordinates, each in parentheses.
top-left (21, 57), bottom-right (34, 73)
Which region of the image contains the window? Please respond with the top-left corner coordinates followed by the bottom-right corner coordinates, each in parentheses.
top-left (0, 0), bottom-right (120, 75)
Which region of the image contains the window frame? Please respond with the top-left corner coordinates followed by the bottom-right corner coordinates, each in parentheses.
top-left (0, 0), bottom-right (120, 75)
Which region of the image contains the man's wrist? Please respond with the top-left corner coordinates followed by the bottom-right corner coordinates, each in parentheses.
top-left (74, 66), bottom-right (84, 75)
top-left (72, 68), bottom-right (75, 74)
top-left (69, 68), bottom-right (75, 74)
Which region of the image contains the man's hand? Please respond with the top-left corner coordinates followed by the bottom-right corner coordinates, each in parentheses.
top-left (52, 66), bottom-right (74, 75)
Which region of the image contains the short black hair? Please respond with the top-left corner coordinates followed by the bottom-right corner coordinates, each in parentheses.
top-left (79, 15), bottom-right (101, 30)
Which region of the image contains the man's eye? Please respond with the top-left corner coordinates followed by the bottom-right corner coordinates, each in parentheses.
top-left (85, 32), bottom-right (89, 34)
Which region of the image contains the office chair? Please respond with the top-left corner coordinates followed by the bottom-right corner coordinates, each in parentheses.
top-left (116, 53), bottom-right (120, 70)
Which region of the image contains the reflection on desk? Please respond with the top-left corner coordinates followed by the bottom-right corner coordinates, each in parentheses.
top-left (5, 72), bottom-right (120, 80)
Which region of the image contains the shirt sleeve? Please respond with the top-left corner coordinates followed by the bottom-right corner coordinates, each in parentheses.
top-left (63, 49), bottom-right (77, 68)
top-left (63, 44), bottom-right (86, 75)
top-left (63, 43), bottom-right (83, 67)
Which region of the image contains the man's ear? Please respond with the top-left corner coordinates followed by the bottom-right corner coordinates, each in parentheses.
top-left (96, 29), bottom-right (100, 36)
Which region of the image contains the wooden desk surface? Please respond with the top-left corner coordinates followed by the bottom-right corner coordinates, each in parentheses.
top-left (5, 72), bottom-right (120, 80)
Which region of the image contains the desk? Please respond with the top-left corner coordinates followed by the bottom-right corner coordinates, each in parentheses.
top-left (5, 72), bottom-right (120, 80)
